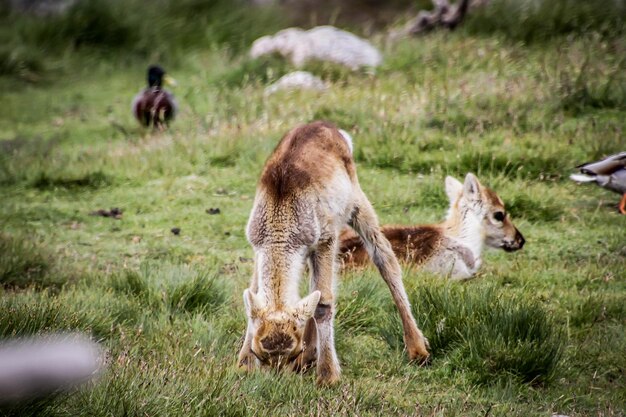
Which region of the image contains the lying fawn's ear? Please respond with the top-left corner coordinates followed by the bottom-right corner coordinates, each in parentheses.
top-left (445, 176), bottom-right (463, 203)
top-left (243, 289), bottom-right (265, 319)
top-left (295, 290), bottom-right (321, 320)
top-left (463, 173), bottom-right (481, 200)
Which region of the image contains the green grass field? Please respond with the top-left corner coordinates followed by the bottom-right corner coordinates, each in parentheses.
top-left (1, 1), bottom-right (625, 415)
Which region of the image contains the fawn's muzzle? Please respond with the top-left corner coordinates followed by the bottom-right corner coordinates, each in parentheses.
top-left (260, 332), bottom-right (295, 355)
top-left (503, 229), bottom-right (525, 252)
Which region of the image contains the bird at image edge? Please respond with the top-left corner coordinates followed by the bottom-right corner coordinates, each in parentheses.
top-left (132, 65), bottom-right (178, 129)
top-left (571, 152), bottom-right (626, 214)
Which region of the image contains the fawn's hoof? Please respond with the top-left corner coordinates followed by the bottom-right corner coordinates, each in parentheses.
top-left (316, 373), bottom-right (341, 386)
top-left (407, 337), bottom-right (430, 365)
top-left (316, 365), bottom-right (341, 386)
top-left (237, 353), bottom-right (256, 372)
top-left (409, 351), bottom-right (431, 366)
top-left (292, 357), bottom-right (316, 374)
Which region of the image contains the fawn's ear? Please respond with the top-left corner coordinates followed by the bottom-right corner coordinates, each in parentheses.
top-left (445, 176), bottom-right (463, 203)
top-left (463, 173), bottom-right (481, 201)
top-left (302, 317), bottom-right (318, 362)
top-left (292, 317), bottom-right (318, 373)
top-left (295, 291), bottom-right (321, 321)
top-left (243, 289), bottom-right (265, 319)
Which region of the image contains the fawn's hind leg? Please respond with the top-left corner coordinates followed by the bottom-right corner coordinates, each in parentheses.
top-left (309, 238), bottom-right (341, 385)
top-left (349, 193), bottom-right (430, 362)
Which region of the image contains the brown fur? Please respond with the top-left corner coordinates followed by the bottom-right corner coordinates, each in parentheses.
top-left (260, 121), bottom-right (355, 201)
top-left (340, 225), bottom-right (443, 266)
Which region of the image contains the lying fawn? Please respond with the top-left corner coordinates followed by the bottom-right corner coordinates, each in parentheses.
top-left (340, 174), bottom-right (525, 280)
top-left (237, 121), bottom-right (429, 385)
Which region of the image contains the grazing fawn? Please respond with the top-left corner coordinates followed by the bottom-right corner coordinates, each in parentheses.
top-left (237, 121), bottom-right (429, 385)
top-left (340, 174), bottom-right (525, 280)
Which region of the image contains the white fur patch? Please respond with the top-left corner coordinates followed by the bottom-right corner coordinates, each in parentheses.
top-left (338, 129), bottom-right (353, 154)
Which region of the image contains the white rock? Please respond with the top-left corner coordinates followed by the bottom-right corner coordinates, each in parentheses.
top-left (251, 26), bottom-right (382, 70)
top-left (265, 71), bottom-right (328, 95)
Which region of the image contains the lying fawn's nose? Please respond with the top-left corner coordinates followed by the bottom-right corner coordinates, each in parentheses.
top-left (515, 229), bottom-right (525, 248)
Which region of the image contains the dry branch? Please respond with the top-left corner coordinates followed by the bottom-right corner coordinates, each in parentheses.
top-left (392, 0), bottom-right (487, 38)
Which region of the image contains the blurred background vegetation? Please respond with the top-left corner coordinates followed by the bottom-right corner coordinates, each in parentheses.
top-left (1, 0), bottom-right (625, 81)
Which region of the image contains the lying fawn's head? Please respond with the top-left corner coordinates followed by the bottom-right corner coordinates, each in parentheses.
top-left (243, 289), bottom-right (320, 369)
top-left (445, 173), bottom-right (525, 252)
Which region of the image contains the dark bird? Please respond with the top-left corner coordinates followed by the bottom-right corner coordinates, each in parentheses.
top-left (570, 152), bottom-right (626, 214)
top-left (132, 65), bottom-right (177, 129)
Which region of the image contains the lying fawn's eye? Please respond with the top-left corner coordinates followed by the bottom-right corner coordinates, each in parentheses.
top-left (494, 211), bottom-right (505, 222)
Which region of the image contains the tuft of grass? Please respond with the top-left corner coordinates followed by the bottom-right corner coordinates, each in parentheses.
top-left (0, 284), bottom-right (150, 340)
top-left (456, 298), bottom-right (564, 385)
top-left (221, 57), bottom-right (359, 89)
top-left (110, 269), bottom-right (153, 304)
top-left (0, 47), bottom-right (45, 81)
top-left (465, 0), bottom-right (626, 43)
top-left (31, 170), bottom-right (111, 190)
top-left (111, 263), bottom-right (229, 317)
top-left (584, 130), bottom-right (626, 162)
top-left (422, 100), bottom-right (538, 136)
top-left (502, 191), bottom-right (563, 222)
top-left (300, 60), bottom-right (365, 83)
top-left (0, 136), bottom-right (61, 186)
top-left (168, 272), bottom-right (228, 315)
top-left (25, 0), bottom-right (136, 50)
top-left (65, 357), bottom-right (250, 417)
top-left (1, 0), bottom-right (287, 74)
top-left (0, 291), bottom-right (101, 338)
top-left (557, 57), bottom-right (626, 115)
top-left (313, 107), bottom-right (376, 131)
top-left (456, 150), bottom-right (566, 180)
top-left (570, 295), bottom-right (626, 328)
top-left (335, 278), bottom-right (389, 337)
top-left (0, 234), bottom-right (60, 288)
top-left (215, 56), bottom-right (290, 87)
top-left (378, 280), bottom-right (565, 385)
top-left (162, 0), bottom-right (286, 53)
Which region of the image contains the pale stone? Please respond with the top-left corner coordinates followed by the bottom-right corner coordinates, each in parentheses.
top-left (251, 26), bottom-right (382, 70)
top-left (264, 71), bottom-right (328, 95)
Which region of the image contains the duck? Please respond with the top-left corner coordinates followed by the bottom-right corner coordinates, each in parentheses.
top-left (570, 152), bottom-right (626, 214)
top-left (132, 65), bottom-right (177, 129)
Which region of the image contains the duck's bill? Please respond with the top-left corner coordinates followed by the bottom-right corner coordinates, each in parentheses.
top-left (163, 75), bottom-right (177, 87)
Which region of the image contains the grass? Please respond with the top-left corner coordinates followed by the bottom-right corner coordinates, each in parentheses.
top-left (0, 1), bottom-right (625, 416)
top-left (465, 0), bottom-right (626, 43)
top-left (0, 234), bottom-right (52, 288)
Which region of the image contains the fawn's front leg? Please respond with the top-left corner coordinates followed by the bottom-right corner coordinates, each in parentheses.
top-left (237, 321), bottom-right (256, 371)
top-left (309, 238), bottom-right (341, 385)
top-left (237, 257), bottom-right (259, 371)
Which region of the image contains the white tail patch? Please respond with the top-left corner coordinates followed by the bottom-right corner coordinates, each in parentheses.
top-left (570, 173), bottom-right (597, 183)
top-left (338, 129), bottom-right (353, 155)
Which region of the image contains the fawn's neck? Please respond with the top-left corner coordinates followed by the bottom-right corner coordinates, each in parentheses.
top-left (255, 248), bottom-right (306, 309)
top-left (442, 209), bottom-right (485, 260)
